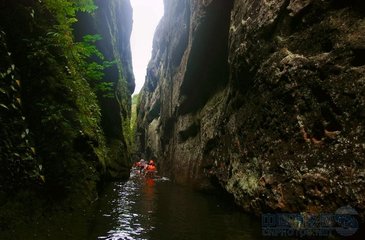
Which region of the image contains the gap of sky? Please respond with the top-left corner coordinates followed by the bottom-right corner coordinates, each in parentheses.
top-left (130, 0), bottom-right (164, 94)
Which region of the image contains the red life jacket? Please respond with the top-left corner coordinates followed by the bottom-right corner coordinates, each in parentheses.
top-left (147, 165), bottom-right (156, 172)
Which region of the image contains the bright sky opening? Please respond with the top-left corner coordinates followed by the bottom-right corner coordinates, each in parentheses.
top-left (130, 0), bottom-right (164, 94)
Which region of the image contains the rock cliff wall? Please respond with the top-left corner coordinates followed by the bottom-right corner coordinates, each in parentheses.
top-left (75, 0), bottom-right (135, 179)
top-left (0, 0), bottom-right (134, 204)
top-left (137, 0), bottom-right (365, 218)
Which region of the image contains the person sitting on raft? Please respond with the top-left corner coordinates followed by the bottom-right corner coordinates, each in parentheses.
top-left (134, 159), bottom-right (147, 174)
top-left (144, 160), bottom-right (157, 177)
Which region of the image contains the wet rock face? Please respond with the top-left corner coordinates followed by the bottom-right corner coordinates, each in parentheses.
top-left (137, 0), bottom-right (233, 188)
top-left (75, 0), bottom-right (135, 179)
top-left (137, 0), bottom-right (365, 217)
top-left (95, 0), bottom-right (135, 179)
top-left (223, 0), bottom-right (365, 217)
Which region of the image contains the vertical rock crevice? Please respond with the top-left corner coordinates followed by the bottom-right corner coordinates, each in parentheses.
top-left (179, 0), bottom-right (233, 115)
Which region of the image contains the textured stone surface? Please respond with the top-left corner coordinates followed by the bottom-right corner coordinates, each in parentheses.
top-left (137, 0), bottom-right (233, 188)
top-left (137, 0), bottom-right (365, 219)
top-left (75, 0), bottom-right (135, 179)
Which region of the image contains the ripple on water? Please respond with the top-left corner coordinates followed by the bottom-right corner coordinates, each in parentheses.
top-left (93, 177), bottom-right (264, 240)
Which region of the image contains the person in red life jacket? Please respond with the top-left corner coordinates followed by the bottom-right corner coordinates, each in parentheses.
top-left (144, 160), bottom-right (157, 177)
top-left (134, 159), bottom-right (147, 174)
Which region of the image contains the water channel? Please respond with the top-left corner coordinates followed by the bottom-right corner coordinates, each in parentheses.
top-left (90, 172), bottom-right (263, 240)
top-left (1, 172), bottom-right (266, 240)
top-left (4, 171), bottom-right (362, 239)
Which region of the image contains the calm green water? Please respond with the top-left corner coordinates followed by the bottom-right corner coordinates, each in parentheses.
top-left (88, 173), bottom-right (263, 240)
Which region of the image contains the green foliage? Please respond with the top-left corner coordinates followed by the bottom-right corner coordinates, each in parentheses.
top-left (131, 94), bottom-right (140, 129)
top-left (44, 0), bottom-right (97, 21)
top-left (14, 0), bottom-right (130, 189)
top-left (20, 0), bottom-right (109, 193)
top-left (43, 0), bottom-right (115, 97)
top-left (132, 93), bottom-right (140, 105)
top-left (73, 34), bottom-right (116, 97)
top-left (76, 34), bottom-right (104, 60)
top-left (42, 0), bottom-right (96, 50)
top-left (0, 32), bottom-right (41, 192)
top-left (75, 0), bottom-right (98, 13)
top-left (39, 0), bottom-right (131, 178)
top-left (96, 82), bottom-right (115, 98)
top-left (129, 94), bottom-right (140, 153)
top-left (0, 1), bottom-right (133, 231)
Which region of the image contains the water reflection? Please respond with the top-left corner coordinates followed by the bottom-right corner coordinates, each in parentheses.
top-left (96, 177), bottom-right (157, 240)
top-left (92, 174), bottom-right (263, 240)
top-left (2, 173), bottom-right (363, 240)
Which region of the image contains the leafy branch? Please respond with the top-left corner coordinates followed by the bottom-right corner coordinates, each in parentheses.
top-left (42, 0), bottom-right (115, 97)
